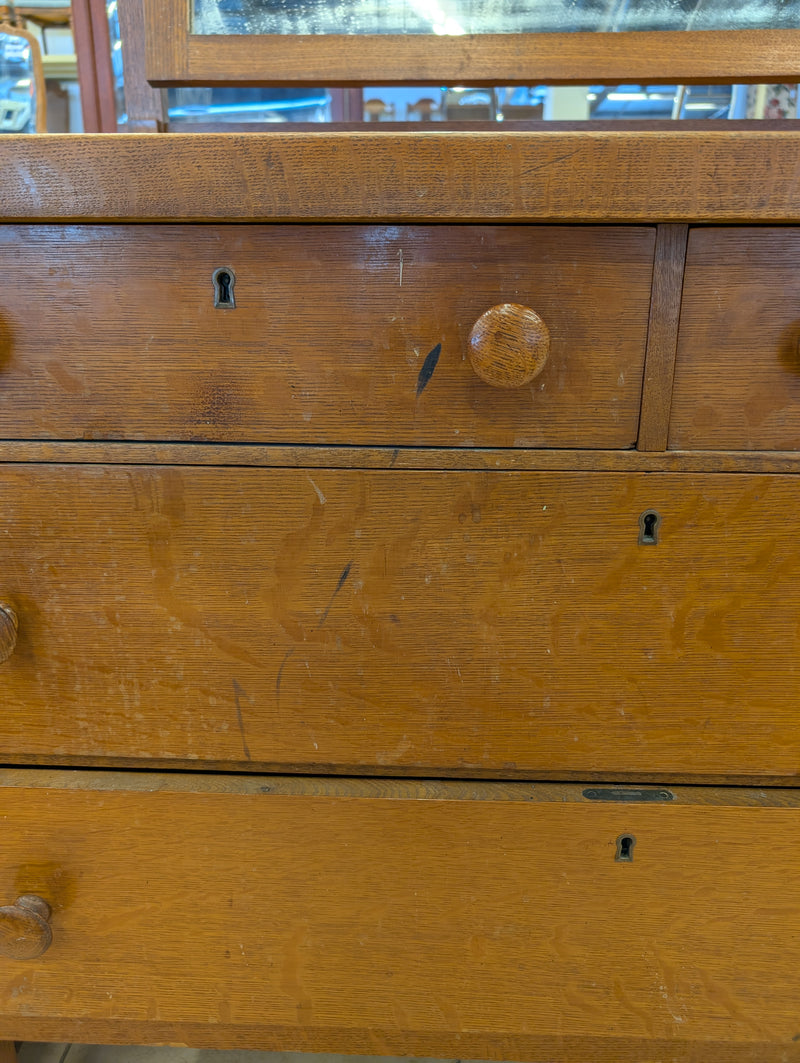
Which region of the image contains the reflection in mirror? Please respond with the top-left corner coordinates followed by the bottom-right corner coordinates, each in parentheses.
top-left (193, 0), bottom-right (799, 36)
top-left (0, 23), bottom-right (45, 133)
top-left (360, 84), bottom-right (800, 122)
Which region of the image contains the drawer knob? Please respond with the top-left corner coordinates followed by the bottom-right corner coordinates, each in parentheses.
top-left (0, 604), bottom-right (17, 664)
top-left (468, 303), bottom-right (550, 388)
top-left (0, 895), bottom-right (53, 959)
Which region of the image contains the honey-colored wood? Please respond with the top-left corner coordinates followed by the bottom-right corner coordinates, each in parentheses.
top-left (0, 895), bottom-right (52, 960)
top-left (0, 605), bottom-right (18, 666)
top-left (0, 224), bottom-right (653, 448)
top-left (9, 769), bottom-right (800, 805)
top-left (5, 441), bottom-right (800, 475)
top-left (468, 303), bottom-right (550, 389)
top-left (9, 133), bottom-right (800, 223)
top-left (637, 224), bottom-right (688, 452)
top-left (140, 4), bottom-right (800, 88)
top-left (670, 228), bottom-right (800, 451)
top-left (0, 772), bottom-right (798, 1059)
top-left (0, 464), bottom-right (799, 780)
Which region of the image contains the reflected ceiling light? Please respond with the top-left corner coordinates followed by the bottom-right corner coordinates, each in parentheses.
top-left (408, 0), bottom-right (465, 35)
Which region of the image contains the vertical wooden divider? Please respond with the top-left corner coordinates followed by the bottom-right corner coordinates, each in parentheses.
top-left (118, 0), bottom-right (168, 131)
top-left (637, 223), bottom-right (689, 451)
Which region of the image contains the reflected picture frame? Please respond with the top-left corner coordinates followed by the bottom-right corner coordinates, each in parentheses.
top-left (0, 20), bottom-right (46, 132)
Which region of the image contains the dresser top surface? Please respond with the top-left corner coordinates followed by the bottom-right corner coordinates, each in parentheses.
top-left (2, 129), bottom-right (800, 223)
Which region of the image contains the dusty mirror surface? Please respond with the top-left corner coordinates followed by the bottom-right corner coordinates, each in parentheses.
top-left (192, 0), bottom-right (799, 36)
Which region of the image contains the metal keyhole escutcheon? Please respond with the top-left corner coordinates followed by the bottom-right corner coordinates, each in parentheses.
top-left (213, 267), bottom-right (236, 308)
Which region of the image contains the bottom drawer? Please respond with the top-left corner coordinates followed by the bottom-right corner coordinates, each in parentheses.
top-left (0, 772), bottom-right (798, 1062)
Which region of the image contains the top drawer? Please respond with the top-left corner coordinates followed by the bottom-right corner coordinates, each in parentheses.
top-left (671, 228), bottom-right (800, 451)
top-left (0, 225), bottom-right (654, 447)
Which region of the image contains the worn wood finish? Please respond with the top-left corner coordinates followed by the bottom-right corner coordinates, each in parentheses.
top-left (468, 303), bottom-right (550, 389)
top-left (9, 133), bottom-right (800, 223)
top-left (0, 774), bottom-right (798, 1059)
top-left (0, 464), bottom-right (799, 780)
top-left (0, 605), bottom-right (18, 666)
top-left (5, 441), bottom-right (800, 474)
top-left (637, 224), bottom-right (688, 452)
top-left (0, 1044), bottom-right (15, 1063)
top-left (0, 224), bottom-right (653, 448)
top-left (140, 7), bottom-right (800, 87)
top-left (0, 895), bottom-right (52, 960)
top-left (671, 228), bottom-right (800, 451)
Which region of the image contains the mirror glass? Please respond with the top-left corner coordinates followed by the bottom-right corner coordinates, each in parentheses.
top-left (192, 0), bottom-right (798, 37)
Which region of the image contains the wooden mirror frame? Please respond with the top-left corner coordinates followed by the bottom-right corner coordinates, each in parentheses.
top-left (0, 20), bottom-right (46, 131)
top-left (142, 0), bottom-right (800, 88)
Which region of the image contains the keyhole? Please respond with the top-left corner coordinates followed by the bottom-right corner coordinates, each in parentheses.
top-left (213, 267), bottom-right (235, 308)
top-left (638, 509), bottom-right (661, 545)
top-left (616, 834), bottom-right (636, 862)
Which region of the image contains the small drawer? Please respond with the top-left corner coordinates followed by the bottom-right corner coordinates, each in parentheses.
top-left (0, 224), bottom-right (654, 448)
top-left (1, 463), bottom-right (800, 780)
top-left (0, 771), bottom-right (798, 1061)
top-left (671, 227), bottom-right (800, 451)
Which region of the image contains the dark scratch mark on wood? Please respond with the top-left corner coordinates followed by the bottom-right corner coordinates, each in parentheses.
top-left (276, 646), bottom-right (295, 708)
top-left (416, 342), bottom-right (442, 397)
top-left (390, 448), bottom-right (399, 467)
top-left (232, 678), bottom-right (252, 760)
top-left (317, 559), bottom-right (354, 629)
top-left (276, 562), bottom-right (353, 706)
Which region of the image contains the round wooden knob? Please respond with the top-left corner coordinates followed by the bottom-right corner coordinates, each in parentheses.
top-left (0, 603), bottom-right (17, 664)
top-left (468, 303), bottom-right (550, 388)
top-left (0, 895), bottom-right (53, 959)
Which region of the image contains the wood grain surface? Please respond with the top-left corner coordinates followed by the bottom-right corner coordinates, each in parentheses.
top-left (0, 894), bottom-right (52, 960)
top-left (6, 133), bottom-right (800, 223)
top-left (0, 464), bottom-right (799, 780)
top-left (637, 224), bottom-right (688, 452)
top-left (0, 224), bottom-right (653, 448)
top-left (0, 773), bottom-right (799, 1059)
top-left (671, 228), bottom-right (800, 451)
top-left (117, 0), bottom-right (167, 131)
top-left (3, 441), bottom-right (800, 474)
top-left (0, 605), bottom-right (17, 666)
top-left (5, 769), bottom-right (800, 805)
top-left (468, 302), bottom-right (550, 389)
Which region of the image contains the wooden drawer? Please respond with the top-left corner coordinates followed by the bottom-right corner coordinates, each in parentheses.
top-left (670, 227), bottom-right (800, 450)
top-left (2, 462), bottom-right (800, 781)
top-left (0, 224), bottom-right (654, 448)
top-left (0, 771), bottom-right (798, 1061)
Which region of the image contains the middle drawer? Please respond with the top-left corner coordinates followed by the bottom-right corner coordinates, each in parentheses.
top-left (0, 463), bottom-right (797, 781)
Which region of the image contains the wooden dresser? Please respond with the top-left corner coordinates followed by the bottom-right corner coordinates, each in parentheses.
top-left (1, 128), bottom-right (800, 1061)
